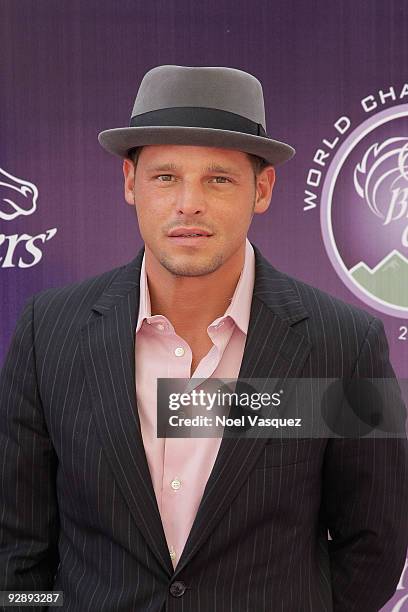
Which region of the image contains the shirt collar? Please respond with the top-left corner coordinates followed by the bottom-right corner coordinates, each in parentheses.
top-left (217, 238), bottom-right (255, 334)
top-left (135, 251), bottom-right (152, 334)
top-left (136, 237), bottom-right (255, 336)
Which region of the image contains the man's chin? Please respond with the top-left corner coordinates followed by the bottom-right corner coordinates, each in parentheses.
top-left (158, 253), bottom-right (224, 277)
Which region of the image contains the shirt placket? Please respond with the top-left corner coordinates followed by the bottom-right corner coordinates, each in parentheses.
top-left (154, 319), bottom-right (193, 567)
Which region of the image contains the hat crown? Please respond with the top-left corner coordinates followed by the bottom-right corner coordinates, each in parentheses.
top-left (98, 63), bottom-right (295, 166)
top-left (131, 65), bottom-right (267, 130)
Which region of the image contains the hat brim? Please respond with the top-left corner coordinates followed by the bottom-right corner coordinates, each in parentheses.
top-left (97, 126), bottom-right (295, 166)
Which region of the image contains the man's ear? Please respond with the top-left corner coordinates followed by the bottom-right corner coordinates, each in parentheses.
top-left (123, 159), bottom-right (136, 205)
top-left (254, 166), bottom-right (275, 214)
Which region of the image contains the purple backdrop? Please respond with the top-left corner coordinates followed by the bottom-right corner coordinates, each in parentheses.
top-left (1, 1), bottom-right (407, 608)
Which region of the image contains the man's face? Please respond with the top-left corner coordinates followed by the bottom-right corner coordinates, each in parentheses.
top-left (123, 145), bottom-right (275, 277)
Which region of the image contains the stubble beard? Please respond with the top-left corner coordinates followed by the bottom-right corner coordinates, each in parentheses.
top-left (157, 249), bottom-right (225, 277)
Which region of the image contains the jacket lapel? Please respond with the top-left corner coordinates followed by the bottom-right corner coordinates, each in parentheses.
top-left (80, 248), bottom-right (174, 577)
top-left (172, 243), bottom-right (312, 576)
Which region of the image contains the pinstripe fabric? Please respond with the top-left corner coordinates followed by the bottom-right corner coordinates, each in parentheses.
top-left (0, 242), bottom-right (407, 612)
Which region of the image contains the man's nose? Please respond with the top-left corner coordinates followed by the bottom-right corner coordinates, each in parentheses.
top-left (175, 182), bottom-right (207, 215)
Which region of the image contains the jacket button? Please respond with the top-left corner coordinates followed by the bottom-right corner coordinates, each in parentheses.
top-left (169, 581), bottom-right (187, 597)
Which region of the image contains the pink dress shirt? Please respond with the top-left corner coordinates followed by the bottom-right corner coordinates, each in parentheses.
top-left (135, 238), bottom-right (255, 569)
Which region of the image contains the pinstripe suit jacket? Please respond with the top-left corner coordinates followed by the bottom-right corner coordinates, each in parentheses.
top-left (1, 242), bottom-right (407, 612)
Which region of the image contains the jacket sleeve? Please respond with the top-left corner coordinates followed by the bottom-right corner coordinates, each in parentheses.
top-left (320, 317), bottom-right (408, 612)
top-left (0, 295), bottom-right (60, 593)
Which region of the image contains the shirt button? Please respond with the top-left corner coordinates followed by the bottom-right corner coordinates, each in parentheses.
top-left (169, 545), bottom-right (177, 560)
top-left (171, 478), bottom-right (181, 490)
top-left (174, 347), bottom-right (185, 357)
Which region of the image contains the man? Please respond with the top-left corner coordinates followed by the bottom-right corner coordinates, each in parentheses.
top-left (0, 65), bottom-right (407, 612)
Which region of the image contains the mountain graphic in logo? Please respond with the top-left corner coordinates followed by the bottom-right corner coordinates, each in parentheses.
top-left (350, 250), bottom-right (408, 308)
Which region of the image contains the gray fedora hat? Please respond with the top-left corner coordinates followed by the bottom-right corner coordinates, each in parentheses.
top-left (98, 65), bottom-right (295, 166)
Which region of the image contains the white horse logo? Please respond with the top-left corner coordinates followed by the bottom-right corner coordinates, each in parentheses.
top-left (0, 167), bottom-right (39, 221)
top-left (353, 137), bottom-right (408, 222)
top-left (0, 167), bottom-right (57, 268)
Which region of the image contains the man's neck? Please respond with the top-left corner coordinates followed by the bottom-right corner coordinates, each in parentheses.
top-left (145, 245), bottom-right (246, 336)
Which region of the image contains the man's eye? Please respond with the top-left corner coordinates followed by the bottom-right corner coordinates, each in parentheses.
top-left (211, 176), bottom-right (231, 183)
top-left (156, 174), bottom-right (174, 181)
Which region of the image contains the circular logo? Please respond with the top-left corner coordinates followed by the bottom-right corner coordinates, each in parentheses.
top-left (321, 104), bottom-right (408, 318)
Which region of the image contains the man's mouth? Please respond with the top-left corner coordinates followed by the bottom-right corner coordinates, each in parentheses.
top-left (168, 227), bottom-right (213, 238)
top-left (175, 233), bottom-right (203, 237)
